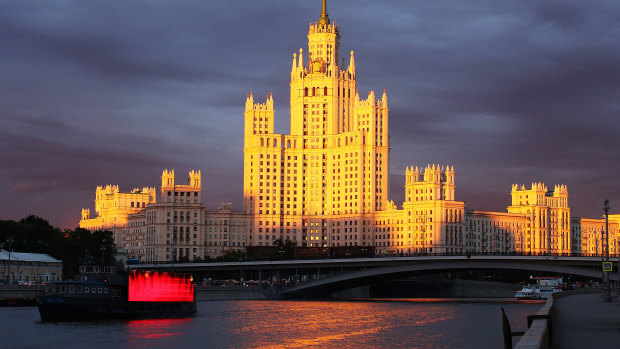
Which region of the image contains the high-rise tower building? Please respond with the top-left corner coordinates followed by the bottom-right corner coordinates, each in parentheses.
top-left (243, 1), bottom-right (389, 247)
top-left (79, 1), bottom-right (620, 260)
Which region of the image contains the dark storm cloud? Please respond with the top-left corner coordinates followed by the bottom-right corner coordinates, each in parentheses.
top-left (1, 0), bottom-right (619, 227)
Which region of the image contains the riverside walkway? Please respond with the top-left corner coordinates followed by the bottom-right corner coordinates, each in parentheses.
top-left (552, 292), bottom-right (620, 348)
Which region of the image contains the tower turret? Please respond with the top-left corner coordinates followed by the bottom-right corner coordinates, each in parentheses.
top-left (348, 50), bottom-right (355, 75)
top-left (161, 169), bottom-right (175, 189)
top-left (189, 170), bottom-right (201, 188)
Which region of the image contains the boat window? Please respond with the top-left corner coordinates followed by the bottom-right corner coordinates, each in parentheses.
top-left (98, 288), bottom-right (103, 294)
top-left (78, 286), bottom-right (82, 293)
top-left (104, 288), bottom-right (108, 294)
top-left (85, 287), bottom-right (89, 294)
top-left (69, 286), bottom-right (74, 293)
top-left (61, 285), bottom-right (66, 293)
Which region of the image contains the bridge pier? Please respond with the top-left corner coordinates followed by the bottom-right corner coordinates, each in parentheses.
top-left (330, 285), bottom-right (370, 298)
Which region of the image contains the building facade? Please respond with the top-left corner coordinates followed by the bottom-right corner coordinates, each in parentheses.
top-left (79, 184), bottom-right (156, 243)
top-left (79, 2), bottom-right (619, 260)
top-left (94, 170), bottom-right (249, 262)
top-left (0, 250), bottom-right (62, 283)
top-left (243, 1), bottom-right (389, 249)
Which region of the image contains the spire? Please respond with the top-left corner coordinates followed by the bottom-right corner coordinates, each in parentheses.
top-left (299, 48), bottom-right (304, 70)
top-left (292, 53), bottom-right (297, 71)
top-left (245, 92), bottom-right (254, 111)
top-left (318, 0), bottom-right (330, 26)
top-left (348, 50), bottom-right (355, 74)
top-left (382, 89), bottom-right (388, 107)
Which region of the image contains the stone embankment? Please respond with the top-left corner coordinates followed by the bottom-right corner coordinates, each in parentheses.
top-left (196, 286), bottom-right (268, 301)
top-left (515, 288), bottom-right (602, 349)
top-left (0, 285), bottom-right (43, 306)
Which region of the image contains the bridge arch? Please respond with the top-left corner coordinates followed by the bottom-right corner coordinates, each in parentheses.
top-left (282, 259), bottom-right (616, 298)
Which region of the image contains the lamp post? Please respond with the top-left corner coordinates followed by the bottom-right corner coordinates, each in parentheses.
top-left (616, 239), bottom-right (620, 296)
top-left (617, 240), bottom-right (620, 296)
top-left (100, 245), bottom-right (106, 267)
top-left (421, 215), bottom-right (427, 255)
top-left (6, 237), bottom-right (13, 284)
top-left (602, 200), bottom-right (611, 302)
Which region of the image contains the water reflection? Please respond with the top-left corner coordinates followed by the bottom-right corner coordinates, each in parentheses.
top-left (126, 318), bottom-right (191, 344)
top-left (223, 301), bottom-right (459, 348)
top-left (0, 300), bottom-right (541, 348)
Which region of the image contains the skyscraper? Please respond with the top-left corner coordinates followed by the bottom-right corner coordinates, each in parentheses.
top-left (243, 1), bottom-right (388, 247)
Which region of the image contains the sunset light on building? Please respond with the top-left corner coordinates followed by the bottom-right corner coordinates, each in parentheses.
top-left (74, 1), bottom-right (620, 262)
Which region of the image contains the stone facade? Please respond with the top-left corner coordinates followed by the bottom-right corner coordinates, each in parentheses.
top-left (78, 2), bottom-right (619, 260)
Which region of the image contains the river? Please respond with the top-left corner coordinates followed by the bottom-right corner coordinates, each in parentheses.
top-left (1, 299), bottom-right (542, 348)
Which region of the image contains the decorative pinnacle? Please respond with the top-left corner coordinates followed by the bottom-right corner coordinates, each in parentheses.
top-left (318, 0), bottom-right (330, 26)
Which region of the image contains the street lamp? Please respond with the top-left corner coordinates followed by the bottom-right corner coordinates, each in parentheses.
top-left (602, 200), bottom-right (611, 302)
top-left (420, 215), bottom-right (427, 255)
top-left (6, 237), bottom-right (13, 284)
top-left (617, 240), bottom-right (620, 296)
top-left (100, 245), bottom-right (106, 267)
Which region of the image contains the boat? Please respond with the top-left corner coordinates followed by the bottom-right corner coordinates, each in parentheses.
top-left (514, 277), bottom-right (563, 299)
top-left (37, 265), bottom-right (196, 321)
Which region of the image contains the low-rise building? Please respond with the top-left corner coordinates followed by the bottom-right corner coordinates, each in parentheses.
top-left (0, 250), bottom-right (62, 283)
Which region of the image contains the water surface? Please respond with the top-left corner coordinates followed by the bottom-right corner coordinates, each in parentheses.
top-left (1, 300), bottom-right (541, 348)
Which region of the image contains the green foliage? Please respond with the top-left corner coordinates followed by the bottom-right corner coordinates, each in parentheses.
top-left (0, 216), bottom-right (116, 277)
top-left (272, 238), bottom-right (295, 260)
top-left (217, 249), bottom-right (246, 262)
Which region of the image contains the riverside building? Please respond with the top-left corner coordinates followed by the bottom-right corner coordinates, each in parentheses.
top-left (78, 1), bottom-right (619, 260)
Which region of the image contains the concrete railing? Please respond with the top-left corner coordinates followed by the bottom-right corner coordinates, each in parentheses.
top-left (0, 285), bottom-right (44, 305)
top-left (515, 289), bottom-right (599, 349)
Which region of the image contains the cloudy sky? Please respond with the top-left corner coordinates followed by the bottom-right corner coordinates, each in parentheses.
top-left (2, 0), bottom-right (619, 228)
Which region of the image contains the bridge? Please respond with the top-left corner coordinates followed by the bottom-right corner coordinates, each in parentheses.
top-left (133, 255), bottom-right (619, 298)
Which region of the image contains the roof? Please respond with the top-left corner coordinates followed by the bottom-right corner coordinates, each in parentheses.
top-left (0, 249), bottom-right (62, 263)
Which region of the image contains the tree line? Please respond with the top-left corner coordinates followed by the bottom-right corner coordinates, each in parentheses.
top-left (0, 215), bottom-right (115, 277)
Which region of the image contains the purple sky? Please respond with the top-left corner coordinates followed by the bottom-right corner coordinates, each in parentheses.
top-left (2, 0), bottom-right (619, 228)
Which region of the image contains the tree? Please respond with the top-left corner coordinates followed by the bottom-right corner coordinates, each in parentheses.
top-left (19, 215), bottom-right (51, 227)
top-left (0, 217), bottom-right (116, 277)
top-left (217, 249), bottom-right (246, 262)
top-left (273, 238), bottom-right (295, 260)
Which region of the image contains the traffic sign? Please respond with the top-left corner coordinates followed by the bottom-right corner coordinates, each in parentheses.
top-left (603, 262), bottom-right (612, 272)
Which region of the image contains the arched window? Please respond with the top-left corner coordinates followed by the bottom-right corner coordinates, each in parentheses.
top-left (304, 87), bottom-right (308, 97)
top-left (260, 138), bottom-right (264, 147)
top-left (324, 87), bottom-right (328, 95)
top-left (312, 87), bottom-right (316, 96)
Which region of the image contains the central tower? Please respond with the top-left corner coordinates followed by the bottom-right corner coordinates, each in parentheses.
top-left (244, 1), bottom-right (389, 247)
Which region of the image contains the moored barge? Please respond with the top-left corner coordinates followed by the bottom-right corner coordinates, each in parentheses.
top-left (38, 265), bottom-right (196, 321)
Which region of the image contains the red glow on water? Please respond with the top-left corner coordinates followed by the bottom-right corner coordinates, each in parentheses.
top-left (128, 271), bottom-right (194, 302)
top-left (127, 318), bottom-right (191, 340)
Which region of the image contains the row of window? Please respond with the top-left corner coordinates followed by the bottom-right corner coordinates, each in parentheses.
top-left (57, 284), bottom-right (121, 297)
